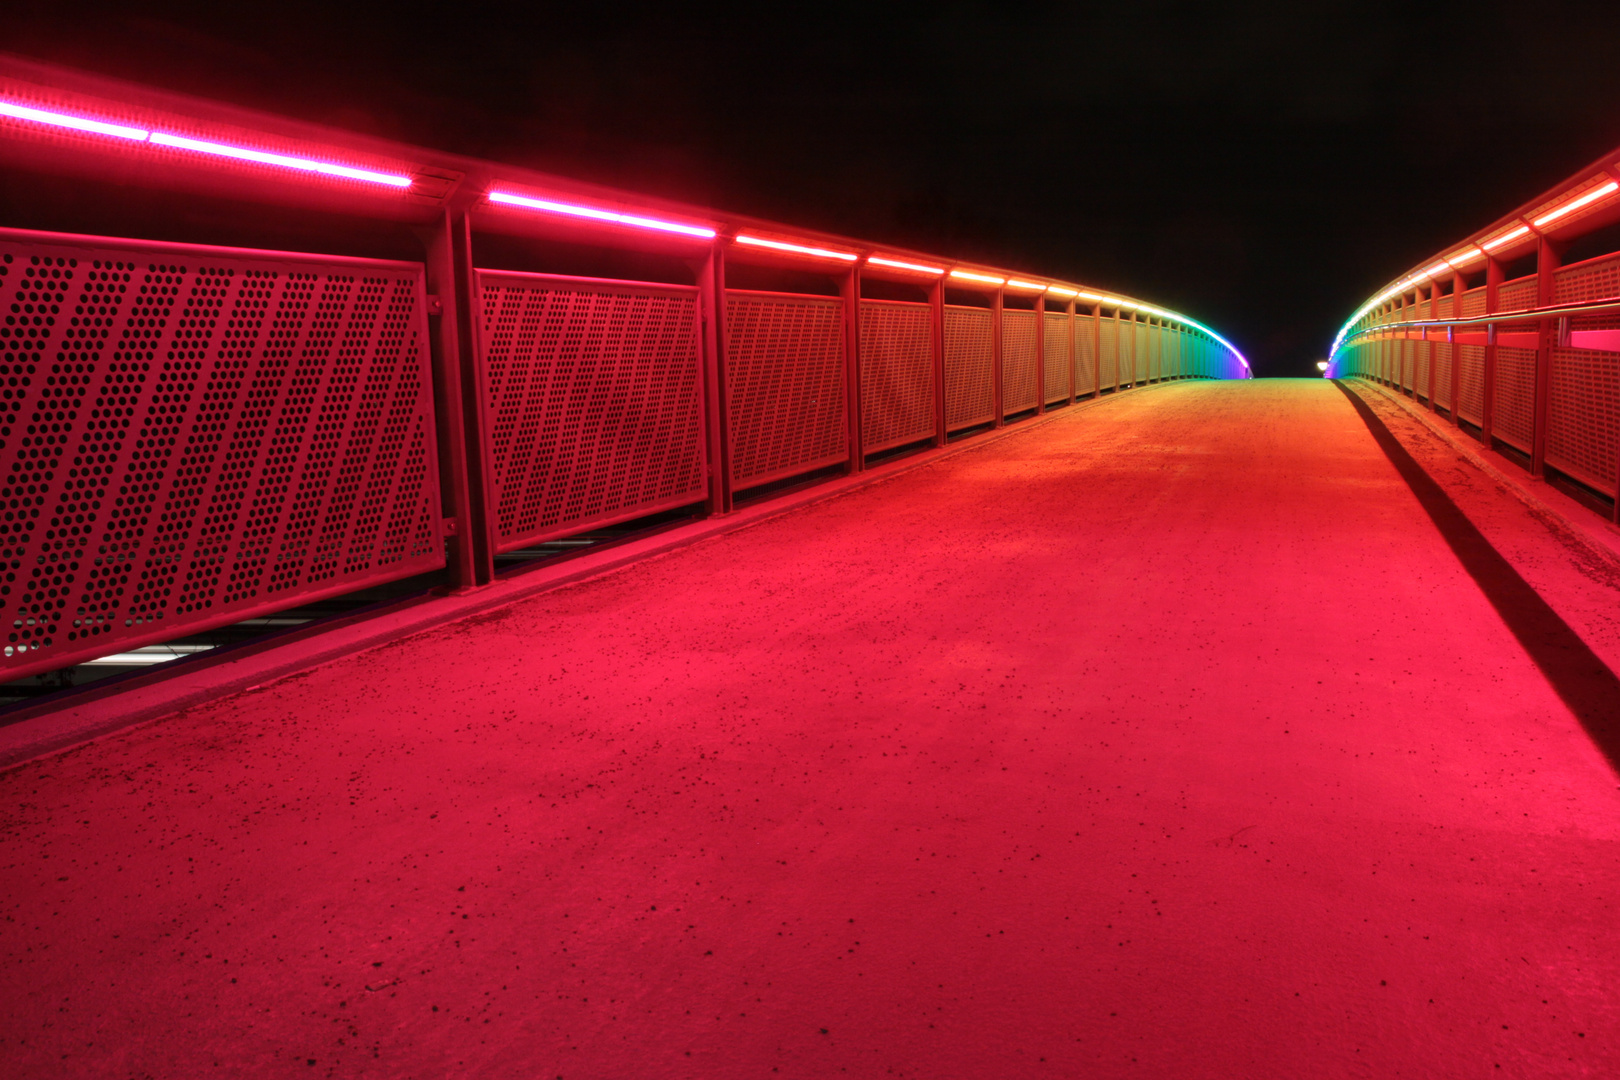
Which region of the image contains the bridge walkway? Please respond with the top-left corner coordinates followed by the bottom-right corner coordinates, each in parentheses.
top-left (2, 379), bottom-right (1617, 1078)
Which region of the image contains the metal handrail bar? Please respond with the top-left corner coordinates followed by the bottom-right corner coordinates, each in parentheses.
top-left (1342, 296), bottom-right (1620, 342)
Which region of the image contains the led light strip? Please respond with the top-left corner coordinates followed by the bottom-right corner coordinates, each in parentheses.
top-left (488, 191), bottom-right (716, 238)
top-left (0, 95), bottom-right (412, 187)
top-left (1533, 180), bottom-right (1619, 227)
top-left (1481, 224), bottom-right (1531, 251)
top-left (867, 255), bottom-right (944, 274)
top-left (734, 234), bottom-right (858, 261)
top-left (948, 269), bottom-right (1005, 285)
top-left (0, 96), bottom-right (1253, 374)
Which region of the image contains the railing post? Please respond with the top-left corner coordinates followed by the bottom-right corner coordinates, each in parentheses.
top-left (1424, 284), bottom-right (1437, 409)
top-left (1483, 255), bottom-right (1503, 447)
top-left (1531, 234), bottom-right (1560, 478)
top-left (1067, 298), bottom-right (1078, 404)
top-left (929, 275), bottom-right (946, 447)
top-left (992, 286), bottom-right (1005, 426)
top-left (422, 208), bottom-right (495, 589)
top-left (698, 239), bottom-right (733, 514)
top-left (1092, 303), bottom-right (1102, 395)
top-left (841, 265), bottom-right (864, 473)
top-left (1034, 292), bottom-right (1047, 414)
top-left (1450, 271), bottom-right (1465, 426)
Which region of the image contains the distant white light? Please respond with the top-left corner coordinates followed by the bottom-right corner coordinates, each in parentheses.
top-left (1316, 361), bottom-right (1329, 372)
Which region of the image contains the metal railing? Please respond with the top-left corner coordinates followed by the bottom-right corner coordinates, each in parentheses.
top-left (1329, 142), bottom-right (1620, 520)
top-left (0, 56), bottom-right (1249, 684)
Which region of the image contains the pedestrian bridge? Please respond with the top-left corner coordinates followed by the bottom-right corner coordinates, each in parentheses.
top-left (2, 58), bottom-right (1619, 1080)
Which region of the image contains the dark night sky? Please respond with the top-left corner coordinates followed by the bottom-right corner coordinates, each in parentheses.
top-left (11, 1), bottom-right (1620, 376)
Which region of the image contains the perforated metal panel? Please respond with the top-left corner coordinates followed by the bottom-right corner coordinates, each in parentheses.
top-left (1433, 342), bottom-right (1453, 409)
top-left (1132, 320), bottom-right (1148, 383)
top-left (859, 299), bottom-right (934, 453)
top-left (1493, 345), bottom-right (1537, 452)
top-left (477, 271), bottom-right (706, 553)
top-left (1100, 318), bottom-right (1118, 389)
top-left (1076, 315), bottom-right (1097, 395)
top-left (1401, 338), bottom-right (1414, 392)
top-left (1415, 340), bottom-right (1431, 397)
top-left (1460, 287), bottom-right (1487, 318)
top-left (1553, 254), bottom-right (1620, 305)
top-left (1001, 309), bottom-right (1038, 414)
top-left (0, 227), bottom-right (442, 681)
top-left (1042, 311), bottom-right (1072, 403)
top-left (725, 291), bottom-right (847, 487)
top-left (1497, 277), bottom-right (1538, 313)
top-left (943, 305), bottom-right (993, 430)
top-left (1457, 344), bottom-right (1485, 424)
top-left (1546, 346), bottom-right (1620, 491)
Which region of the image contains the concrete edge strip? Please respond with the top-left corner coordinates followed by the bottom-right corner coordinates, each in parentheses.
top-left (1347, 379), bottom-right (1620, 572)
top-left (0, 383), bottom-right (1181, 772)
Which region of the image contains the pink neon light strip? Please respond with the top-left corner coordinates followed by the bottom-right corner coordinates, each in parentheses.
top-left (734, 235), bottom-right (858, 261)
top-left (1421, 261), bottom-right (1450, 278)
top-left (149, 133), bottom-right (410, 186)
top-left (1481, 224), bottom-right (1531, 251)
top-left (0, 99), bottom-right (147, 140)
top-left (866, 255), bottom-right (944, 274)
top-left (0, 96), bottom-right (414, 189)
top-left (1532, 180), bottom-right (1619, 227)
top-left (488, 191), bottom-right (716, 239)
top-left (948, 269), bottom-right (1005, 285)
top-left (1444, 248), bottom-right (1484, 268)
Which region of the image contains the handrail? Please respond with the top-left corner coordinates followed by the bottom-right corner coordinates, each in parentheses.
top-left (1338, 296), bottom-right (1620, 341)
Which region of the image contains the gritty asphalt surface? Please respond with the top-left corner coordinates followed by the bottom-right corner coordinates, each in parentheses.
top-left (1, 378), bottom-right (1617, 1078)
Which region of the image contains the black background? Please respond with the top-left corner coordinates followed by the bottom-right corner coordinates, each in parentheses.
top-left (10, 1), bottom-right (1620, 376)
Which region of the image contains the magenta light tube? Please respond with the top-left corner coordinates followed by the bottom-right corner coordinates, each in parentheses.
top-left (0, 99), bottom-right (148, 140)
top-left (487, 191), bottom-right (717, 239)
top-left (148, 133), bottom-right (411, 187)
top-left (734, 235), bottom-right (858, 261)
top-left (0, 95), bottom-right (414, 189)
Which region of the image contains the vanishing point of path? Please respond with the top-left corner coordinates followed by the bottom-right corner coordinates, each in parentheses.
top-left (2, 379), bottom-right (1617, 1078)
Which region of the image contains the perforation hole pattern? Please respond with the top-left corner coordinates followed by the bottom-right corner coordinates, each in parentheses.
top-left (478, 274), bottom-right (706, 553)
top-left (1457, 344), bottom-right (1485, 424)
top-left (1100, 318), bottom-right (1119, 389)
top-left (858, 300), bottom-right (933, 453)
top-left (943, 306), bottom-right (993, 430)
top-left (1001, 310), bottom-right (1038, 414)
top-left (1042, 311), bottom-right (1072, 402)
top-left (1553, 254), bottom-right (1620, 306)
top-left (725, 292), bottom-right (847, 487)
top-left (1415, 340), bottom-right (1431, 397)
top-left (1497, 278), bottom-right (1538, 313)
top-left (1546, 346), bottom-right (1620, 490)
top-left (1433, 343), bottom-right (1453, 409)
top-left (1460, 288), bottom-right (1487, 318)
top-left (1493, 345), bottom-right (1537, 451)
top-left (1131, 320), bottom-right (1148, 383)
top-left (1075, 315), bottom-right (1097, 395)
top-left (0, 230), bottom-right (440, 681)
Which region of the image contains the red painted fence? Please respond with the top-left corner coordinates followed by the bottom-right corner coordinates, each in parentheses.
top-left (0, 57), bottom-right (1248, 682)
top-left (1331, 143), bottom-right (1620, 520)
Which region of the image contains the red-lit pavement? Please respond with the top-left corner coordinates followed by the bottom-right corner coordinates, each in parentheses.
top-left (2, 380), bottom-right (1617, 1079)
